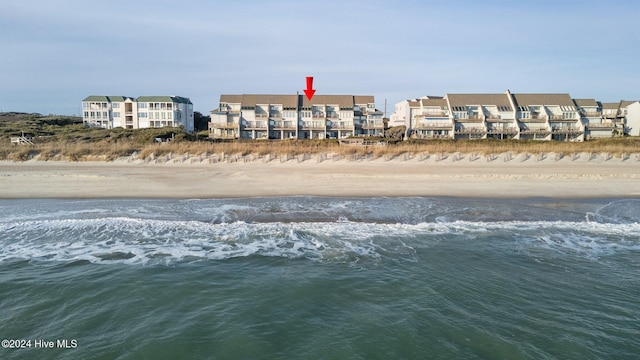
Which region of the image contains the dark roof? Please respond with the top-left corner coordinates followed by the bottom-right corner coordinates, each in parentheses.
top-left (219, 94), bottom-right (375, 109)
top-left (511, 93), bottom-right (575, 107)
top-left (447, 93), bottom-right (513, 108)
top-left (573, 98), bottom-right (598, 107)
top-left (420, 98), bottom-right (448, 107)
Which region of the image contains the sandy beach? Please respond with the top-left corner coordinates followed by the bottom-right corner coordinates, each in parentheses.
top-left (1, 152), bottom-right (639, 199)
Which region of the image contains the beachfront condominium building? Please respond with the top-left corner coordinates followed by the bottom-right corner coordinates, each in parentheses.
top-left (391, 91), bottom-right (639, 141)
top-left (82, 95), bottom-right (194, 132)
top-left (209, 94), bottom-right (383, 140)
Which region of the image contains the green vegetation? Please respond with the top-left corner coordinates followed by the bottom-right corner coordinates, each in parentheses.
top-left (1, 112), bottom-right (639, 162)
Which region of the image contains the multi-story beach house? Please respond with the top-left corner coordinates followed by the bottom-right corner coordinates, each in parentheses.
top-left (209, 94), bottom-right (381, 140)
top-left (82, 95), bottom-right (194, 132)
top-left (391, 91), bottom-right (639, 141)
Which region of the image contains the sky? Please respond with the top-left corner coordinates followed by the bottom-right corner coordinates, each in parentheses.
top-left (1, 0), bottom-right (638, 116)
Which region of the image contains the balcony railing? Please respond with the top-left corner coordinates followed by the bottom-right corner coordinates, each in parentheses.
top-left (415, 121), bottom-right (452, 129)
top-left (487, 127), bottom-right (518, 134)
top-left (244, 121), bottom-right (268, 129)
top-left (455, 128), bottom-right (486, 134)
top-left (455, 115), bottom-right (483, 122)
top-left (269, 112), bottom-right (282, 119)
top-left (312, 113), bottom-right (325, 119)
top-left (273, 121), bottom-right (297, 129)
top-left (415, 111), bottom-right (448, 118)
top-left (361, 122), bottom-right (384, 129)
top-left (586, 123), bottom-right (616, 129)
top-left (210, 121), bottom-right (239, 129)
top-left (520, 128), bottom-right (551, 135)
top-left (485, 114), bottom-right (501, 120)
top-left (255, 113), bottom-right (268, 119)
top-left (581, 112), bottom-right (602, 117)
top-left (520, 116), bottom-right (547, 123)
top-left (301, 122), bottom-right (326, 130)
top-left (552, 126), bottom-right (583, 134)
top-left (603, 112), bottom-right (621, 118)
top-left (328, 123), bottom-right (354, 130)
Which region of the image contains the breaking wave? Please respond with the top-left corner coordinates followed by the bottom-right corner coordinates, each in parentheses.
top-left (1, 216), bottom-right (639, 265)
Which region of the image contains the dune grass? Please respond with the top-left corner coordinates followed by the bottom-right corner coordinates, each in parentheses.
top-left (1, 113), bottom-right (639, 161)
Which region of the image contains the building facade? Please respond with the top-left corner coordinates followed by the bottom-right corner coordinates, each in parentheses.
top-left (209, 94), bottom-right (382, 140)
top-left (390, 91), bottom-right (639, 141)
top-left (82, 95), bottom-right (194, 132)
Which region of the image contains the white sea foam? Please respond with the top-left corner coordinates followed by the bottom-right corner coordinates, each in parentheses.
top-left (1, 217), bottom-right (638, 265)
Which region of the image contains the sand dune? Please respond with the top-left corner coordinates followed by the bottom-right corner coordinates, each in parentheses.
top-left (1, 152), bottom-right (639, 199)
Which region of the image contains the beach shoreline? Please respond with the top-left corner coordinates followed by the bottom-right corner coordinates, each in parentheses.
top-left (1, 152), bottom-right (639, 199)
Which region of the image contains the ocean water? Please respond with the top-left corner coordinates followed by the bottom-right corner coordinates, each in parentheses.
top-left (0, 197), bottom-right (639, 359)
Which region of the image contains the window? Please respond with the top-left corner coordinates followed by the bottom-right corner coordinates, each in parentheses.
top-left (139, 112), bottom-right (147, 118)
top-left (113, 112), bottom-right (120, 117)
top-left (103, 111), bottom-right (108, 118)
top-left (102, 103), bottom-right (108, 109)
top-left (138, 103), bottom-right (147, 109)
top-left (498, 106), bottom-right (511, 111)
top-left (83, 102), bottom-right (88, 109)
top-left (167, 112), bottom-right (172, 120)
top-left (167, 103), bottom-right (172, 110)
top-left (90, 111), bottom-right (95, 118)
top-left (84, 111), bottom-right (89, 118)
top-left (96, 112), bottom-right (101, 119)
top-left (112, 103), bottom-right (120, 108)
top-left (161, 112), bottom-right (166, 119)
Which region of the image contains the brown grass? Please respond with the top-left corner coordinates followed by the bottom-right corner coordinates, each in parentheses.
top-left (1, 138), bottom-right (639, 162)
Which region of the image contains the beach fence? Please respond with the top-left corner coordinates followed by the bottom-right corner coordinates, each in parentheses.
top-left (10, 132), bottom-right (34, 145)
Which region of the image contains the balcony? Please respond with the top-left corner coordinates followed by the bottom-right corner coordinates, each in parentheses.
top-left (552, 126), bottom-right (583, 134)
top-left (455, 114), bottom-right (483, 122)
top-left (210, 121), bottom-right (239, 129)
top-left (603, 112), bottom-right (622, 119)
top-left (301, 122), bottom-right (326, 130)
top-left (415, 111), bottom-right (448, 118)
top-left (586, 122), bottom-right (616, 129)
top-left (520, 115), bottom-right (547, 123)
top-left (244, 121), bottom-right (268, 129)
top-left (269, 112), bottom-right (283, 120)
top-left (312, 113), bottom-right (325, 119)
top-left (327, 112), bottom-right (339, 119)
top-left (487, 127), bottom-right (518, 135)
top-left (415, 121), bottom-right (452, 130)
top-left (455, 127), bottom-right (486, 135)
top-left (328, 122), bottom-right (354, 130)
top-left (581, 111), bottom-right (602, 117)
top-left (520, 128), bottom-right (551, 135)
top-left (255, 113), bottom-right (268, 119)
top-left (361, 122), bottom-right (384, 130)
top-left (273, 121), bottom-right (297, 130)
top-left (485, 114), bottom-right (501, 120)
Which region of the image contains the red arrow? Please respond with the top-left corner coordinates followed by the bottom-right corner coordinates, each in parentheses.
top-left (304, 76), bottom-right (316, 101)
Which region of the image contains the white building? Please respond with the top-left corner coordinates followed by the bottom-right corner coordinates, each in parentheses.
top-left (82, 95), bottom-right (194, 132)
top-left (209, 94), bottom-right (382, 140)
top-left (389, 91), bottom-right (639, 141)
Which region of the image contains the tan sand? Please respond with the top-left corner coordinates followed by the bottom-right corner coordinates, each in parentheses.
top-left (1, 152), bottom-right (639, 199)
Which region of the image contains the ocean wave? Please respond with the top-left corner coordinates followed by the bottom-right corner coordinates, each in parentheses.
top-left (1, 217), bottom-right (639, 265)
